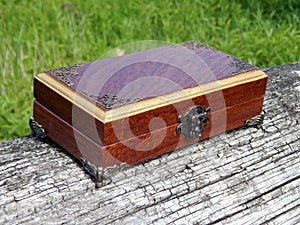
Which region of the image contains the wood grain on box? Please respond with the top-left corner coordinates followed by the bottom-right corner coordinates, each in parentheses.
top-left (34, 70), bottom-right (267, 146)
top-left (34, 94), bottom-right (263, 167)
top-left (32, 41), bottom-right (268, 175)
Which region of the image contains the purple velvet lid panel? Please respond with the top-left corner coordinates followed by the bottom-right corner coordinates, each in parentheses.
top-left (45, 41), bottom-right (257, 110)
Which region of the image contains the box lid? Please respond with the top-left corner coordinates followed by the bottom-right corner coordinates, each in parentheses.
top-left (37, 41), bottom-right (265, 117)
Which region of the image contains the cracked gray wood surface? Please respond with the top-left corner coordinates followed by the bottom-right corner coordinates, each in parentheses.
top-left (0, 62), bottom-right (300, 225)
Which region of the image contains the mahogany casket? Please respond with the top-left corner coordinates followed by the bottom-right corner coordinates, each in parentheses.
top-left (32, 41), bottom-right (267, 186)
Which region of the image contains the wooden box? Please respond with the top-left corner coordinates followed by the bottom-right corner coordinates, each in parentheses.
top-left (32, 41), bottom-right (267, 186)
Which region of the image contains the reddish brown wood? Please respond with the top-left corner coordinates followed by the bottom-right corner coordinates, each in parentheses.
top-left (106, 96), bottom-right (264, 164)
top-left (33, 101), bottom-right (118, 167)
top-left (34, 76), bottom-right (267, 146)
top-left (33, 95), bottom-right (263, 167)
top-left (105, 77), bottom-right (267, 145)
top-left (34, 79), bottom-right (104, 143)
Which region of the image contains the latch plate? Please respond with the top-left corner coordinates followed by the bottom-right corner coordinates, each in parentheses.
top-left (176, 105), bottom-right (211, 138)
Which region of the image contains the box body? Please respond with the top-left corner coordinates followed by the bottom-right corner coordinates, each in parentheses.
top-left (33, 41), bottom-right (267, 168)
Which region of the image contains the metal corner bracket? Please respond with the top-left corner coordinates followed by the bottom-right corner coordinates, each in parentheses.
top-left (80, 158), bottom-right (105, 188)
top-left (80, 158), bottom-right (129, 188)
top-left (29, 116), bottom-right (46, 139)
top-left (246, 111), bottom-right (265, 129)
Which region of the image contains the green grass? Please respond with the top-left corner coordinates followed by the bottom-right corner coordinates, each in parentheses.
top-left (0, 0), bottom-right (299, 141)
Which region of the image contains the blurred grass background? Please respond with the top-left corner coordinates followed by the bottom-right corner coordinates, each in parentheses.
top-left (0, 0), bottom-right (299, 141)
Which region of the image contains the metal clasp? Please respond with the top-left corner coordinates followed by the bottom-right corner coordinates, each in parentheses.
top-left (176, 105), bottom-right (211, 138)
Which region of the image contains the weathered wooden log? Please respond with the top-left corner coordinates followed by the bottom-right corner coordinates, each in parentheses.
top-left (0, 62), bottom-right (299, 224)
